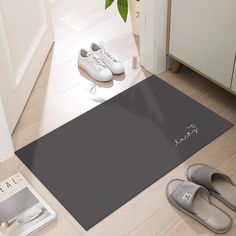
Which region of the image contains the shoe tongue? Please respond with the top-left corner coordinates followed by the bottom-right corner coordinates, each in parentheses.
top-left (87, 52), bottom-right (93, 57)
top-left (98, 42), bottom-right (104, 49)
top-left (96, 47), bottom-right (103, 53)
top-left (95, 43), bottom-right (104, 53)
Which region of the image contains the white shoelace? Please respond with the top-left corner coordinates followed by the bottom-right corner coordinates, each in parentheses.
top-left (102, 48), bottom-right (120, 62)
top-left (98, 42), bottom-right (120, 62)
top-left (87, 52), bottom-right (106, 71)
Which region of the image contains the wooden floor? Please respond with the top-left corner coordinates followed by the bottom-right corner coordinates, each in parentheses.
top-left (1, 0), bottom-right (236, 235)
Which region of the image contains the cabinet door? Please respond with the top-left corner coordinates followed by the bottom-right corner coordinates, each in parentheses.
top-left (169, 0), bottom-right (236, 88)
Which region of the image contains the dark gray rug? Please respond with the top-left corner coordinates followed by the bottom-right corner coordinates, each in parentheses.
top-left (16, 75), bottom-right (233, 230)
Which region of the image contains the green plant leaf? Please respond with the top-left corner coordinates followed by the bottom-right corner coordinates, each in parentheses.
top-left (105, 0), bottom-right (114, 9)
top-left (117, 0), bottom-right (128, 22)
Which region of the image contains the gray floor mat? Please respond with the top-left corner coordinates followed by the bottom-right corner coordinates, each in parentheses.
top-left (16, 75), bottom-right (233, 230)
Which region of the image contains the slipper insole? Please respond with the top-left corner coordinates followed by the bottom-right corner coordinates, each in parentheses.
top-left (213, 175), bottom-right (236, 208)
top-left (193, 194), bottom-right (231, 230)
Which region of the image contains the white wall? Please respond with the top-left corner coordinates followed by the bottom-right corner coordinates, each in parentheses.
top-left (0, 97), bottom-right (14, 161)
top-left (140, 0), bottom-right (168, 74)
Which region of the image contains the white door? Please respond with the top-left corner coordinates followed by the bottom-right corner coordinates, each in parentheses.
top-left (0, 0), bottom-right (54, 133)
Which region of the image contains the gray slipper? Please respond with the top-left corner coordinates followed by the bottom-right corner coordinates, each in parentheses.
top-left (187, 163), bottom-right (236, 211)
top-left (166, 179), bottom-right (232, 234)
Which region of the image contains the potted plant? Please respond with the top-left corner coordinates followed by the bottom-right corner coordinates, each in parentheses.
top-left (105, 0), bottom-right (140, 36)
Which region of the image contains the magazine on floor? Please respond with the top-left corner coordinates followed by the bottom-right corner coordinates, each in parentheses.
top-left (0, 173), bottom-right (56, 236)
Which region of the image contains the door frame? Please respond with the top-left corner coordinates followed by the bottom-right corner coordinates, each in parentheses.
top-left (0, 97), bottom-right (14, 162)
top-left (140, 0), bottom-right (169, 74)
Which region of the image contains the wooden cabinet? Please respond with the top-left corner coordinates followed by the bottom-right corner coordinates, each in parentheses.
top-left (168, 0), bottom-right (236, 90)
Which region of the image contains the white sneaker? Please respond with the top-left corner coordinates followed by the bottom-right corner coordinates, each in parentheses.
top-left (78, 49), bottom-right (113, 82)
top-left (90, 43), bottom-right (124, 75)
